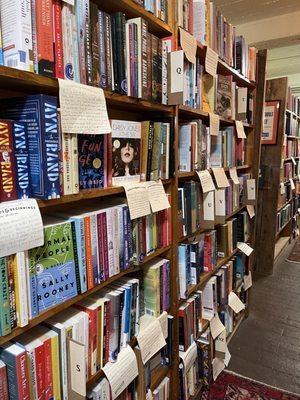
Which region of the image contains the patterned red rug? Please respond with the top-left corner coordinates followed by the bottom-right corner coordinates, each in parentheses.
top-left (201, 371), bottom-right (300, 399)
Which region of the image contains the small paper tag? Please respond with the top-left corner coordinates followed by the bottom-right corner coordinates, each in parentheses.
top-left (211, 168), bottom-right (230, 188)
top-left (235, 120), bottom-right (247, 139)
top-left (179, 27), bottom-right (197, 64)
top-left (123, 183), bottom-right (151, 220)
top-left (237, 242), bottom-right (254, 256)
top-left (209, 113), bottom-right (220, 136)
top-left (290, 178), bottom-right (295, 190)
top-left (247, 179), bottom-right (256, 201)
top-left (210, 315), bottom-right (226, 340)
top-left (291, 157), bottom-right (296, 166)
top-left (196, 170), bottom-right (216, 193)
top-left (215, 330), bottom-right (227, 359)
top-left (228, 292), bottom-right (246, 314)
top-left (205, 47), bottom-right (218, 77)
top-left (247, 205), bottom-right (255, 219)
top-left (68, 339), bottom-right (86, 397)
top-left (244, 271), bottom-right (253, 291)
top-left (212, 358), bottom-right (225, 381)
top-left (229, 167), bottom-right (240, 185)
top-left (146, 181), bottom-right (170, 213)
top-left (280, 183), bottom-right (285, 195)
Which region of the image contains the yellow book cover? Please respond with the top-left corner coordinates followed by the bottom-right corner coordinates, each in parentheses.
top-left (50, 332), bottom-right (62, 400)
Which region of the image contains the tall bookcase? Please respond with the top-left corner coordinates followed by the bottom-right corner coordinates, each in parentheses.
top-left (256, 77), bottom-right (300, 276)
top-left (0, 1), bottom-right (267, 399)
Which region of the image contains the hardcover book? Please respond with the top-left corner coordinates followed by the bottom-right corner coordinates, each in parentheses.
top-left (0, 120), bottom-right (17, 202)
top-left (215, 75), bottom-right (233, 119)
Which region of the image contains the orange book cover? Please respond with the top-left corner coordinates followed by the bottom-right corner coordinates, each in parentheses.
top-left (84, 216), bottom-right (94, 289)
top-left (36, 0), bottom-right (54, 76)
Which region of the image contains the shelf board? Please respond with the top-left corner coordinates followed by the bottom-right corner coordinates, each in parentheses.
top-left (38, 179), bottom-right (173, 208)
top-left (178, 166), bottom-right (251, 180)
top-left (277, 198), bottom-right (292, 212)
top-left (0, 245), bottom-right (171, 346)
top-left (150, 365), bottom-right (170, 391)
top-left (286, 109), bottom-right (300, 120)
top-left (284, 157), bottom-right (299, 163)
top-left (276, 218), bottom-right (293, 239)
top-left (286, 136), bottom-right (300, 140)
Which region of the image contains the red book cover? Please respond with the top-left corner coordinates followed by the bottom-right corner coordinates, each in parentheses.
top-left (84, 216), bottom-right (94, 290)
top-left (42, 336), bottom-right (53, 400)
top-left (16, 351), bottom-right (30, 400)
top-left (0, 120), bottom-right (17, 202)
top-left (36, 0), bottom-right (55, 77)
top-left (0, 362), bottom-right (9, 400)
top-left (52, 0), bottom-right (64, 78)
top-left (188, 0), bottom-right (194, 34)
top-left (204, 233), bottom-right (212, 272)
top-left (34, 341), bottom-right (45, 400)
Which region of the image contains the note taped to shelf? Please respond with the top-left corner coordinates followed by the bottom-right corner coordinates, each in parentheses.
top-left (179, 341), bottom-right (198, 371)
top-left (0, 199), bottom-right (44, 258)
top-left (123, 183), bottom-right (151, 220)
top-left (67, 338), bottom-right (86, 398)
top-left (247, 179), bottom-right (256, 201)
top-left (210, 314), bottom-right (226, 340)
top-left (103, 346), bottom-right (138, 400)
top-left (179, 27), bottom-right (197, 64)
top-left (291, 156), bottom-right (297, 166)
top-left (212, 168), bottom-right (230, 188)
top-left (280, 182), bottom-right (285, 195)
top-left (235, 120), bottom-right (247, 139)
top-left (137, 319), bottom-right (166, 364)
top-left (215, 330), bottom-right (227, 359)
top-left (59, 79), bottom-right (111, 135)
top-left (237, 242), bottom-right (254, 256)
top-left (224, 348), bottom-right (231, 367)
top-left (228, 292), bottom-right (246, 314)
top-left (209, 113), bottom-right (220, 136)
top-left (146, 181), bottom-right (170, 213)
top-left (205, 47), bottom-right (218, 77)
top-left (212, 358), bottom-right (225, 381)
top-left (196, 170), bottom-right (216, 193)
top-left (244, 271), bottom-right (253, 291)
top-left (247, 205), bottom-right (255, 219)
top-left (229, 167), bottom-right (240, 185)
top-left (290, 178), bottom-right (295, 190)
top-left (157, 311), bottom-right (168, 339)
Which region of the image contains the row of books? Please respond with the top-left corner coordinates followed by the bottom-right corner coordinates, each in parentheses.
top-left (178, 122), bottom-right (245, 172)
top-left (132, 0), bottom-right (169, 23)
top-left (0, 204), bottom-right (171, 336)
top-left (0, 2), bottom-right (171, 104)
top-left (0, 263), bottom-right (172, 399)
top-left (0, 94), bottom-right (172, 201)
top-left (277, 203), bottom-right (292, 234)
top-left (283, 137), bottom-right (300, 159)
top-left (177, 0), bottom-right (257, 81)
top-left (286, 112), bottom-right (300, 137)
top-left (287, 89), bottom-right (300, 116)
top-left (283, 161), bottom-right (297, 181)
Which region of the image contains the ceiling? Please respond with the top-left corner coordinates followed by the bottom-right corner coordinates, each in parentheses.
top-left (215, 0), bottom-right (300, 25)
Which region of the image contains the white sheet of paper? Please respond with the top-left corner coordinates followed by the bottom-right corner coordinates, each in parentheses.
top-left (247, 179), bottom-right (256, 200)
top-left (0, 199), bottom-right (44, 258)
top-left (197, 170), bottom-right (216, 193)
top-left (290, 178), bottom-right (295, 190)
top-left (280, 183), bottom-right (285, 195)
top-left (203, 191), bottom-right (215, 221)
top-left (146, 181), bottom-right (170, 213)
top-left (212, 168), bottom-right (230, 188)
top-left (215, 330), bottom-right (227, 359)
top-left (123, 183), bottom-right (151, 220)
top-left (247, 205), bottom-right (255, 219)
top-left (179, 341), bottom-right (198, 371)
top-left (146, 389), bottom-right (153, 400)
top-left (229, 167), bottom-right (240, 185)
top-left (228, 292), bottom-right (246, 314)
top-left (205, 47), bottom-right (218, 77)
top-left (244, 271), bottom-right (253, 291)
top-left (224, 348), bottom-right (231, 367)
top-left (59, 79), bottom-right (111, 134)
top-left (137, 319), bottom-right (166, 364)
top-left (235, 120), bottom-right (247, 139)
top-left (157, 312), bottom-right (168, 339)
top-left (212, 358), bottom-right (225, 381)
top-left (179, 27), bottom-right (197, 64)
top-left (103, 346), bottom-right (138, 400)
top-left (291, 157), bottom-right (296, 166)
top-left (69, 339), bottom-right (86, 397)
top-left (237, 242), bottom-right (254, 256)
top-left (209, 113), bottom-right (220, 136)
top-left (215, 189), bottom-right (226, 216)
top-left (210, 315), bottom-right (226, 340)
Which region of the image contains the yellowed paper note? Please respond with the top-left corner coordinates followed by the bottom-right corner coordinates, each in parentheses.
top-left (146, 181), bottom-right (170, 213)
top-left (137, 319), bottom-right (166, 364)
top-left (211, 168), bottom-right (230, 188)
top-left (246, 205), bottom-right (255, 219)
top-left (123, 183), bottom-right (151, 220)
top-left (228, 292), bottom-right (246, 314)
top-left (237, 242), bottom-right (254, 256)
top-left (179, 27), bottom-right (197, 64)
top-left (209, 113), bottom-right (220, 136)
top-left (196, 170), bottom-right (216, 193)
top-left (229, 167), bottom-right (240, 185)
top-left (244, 271), bottom-right (253, 291)
top-left (235, 120), bottom-right (247, 139)
top-left (210, 314), bottom-right (226, 340)
top-left (212, 358), bottom-right (225, 381)
top-left (205, 47), bottom-right (218, 77)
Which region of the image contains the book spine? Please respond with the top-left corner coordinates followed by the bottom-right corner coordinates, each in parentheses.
top-left (146, 122), bottom-right (154, 180)
top-left (75, 0), bottom-right (87, 84)
top-left (90, 1), bottom-right (100, 87)
top-left (98, 11), bottom-right (107, 89)
top-left (84, 216), bottom-right (94, 290)
top-left (61, 132), bottom-right (73, 195)
top-left (31, 0), bottom-right (38, 73)
top-left (62, 3), bottom-right (74, 80)
top-left (0, 257), bottom-right (11, 336)
top-left (112, 208), bottom-right (120, 275)
top-left (0, 363), bottom-right (8, 400)
top-left (141, 19), bottom-right (148, 99)
top-left (77, 218), bottom-right (87, 292)
top-left (106, 209), bottom-right (115, 277)
top-left (50, 334), bottom-right (61, 400)
top-left (16, 351), bottom-right (30, 399)
top-left (44, 337), bottom-right (53, 400)
top-left (53, 0), bottom-right (64, 79)
top-left (157, 38), bottom-right (162, 103)
top-left (90, 214), bottom-right (99, 285)
top-left (11, 122), bottom-right (31, 199)
top-left (71, 221), bottom-right (81, 294)
top-left (7, 257), bottom-right (17, 330)
top-left (14, 253), bottom-right (29, 328)
top-left (0, 121), bottom-right (17, 202)
top-left (104, 13), bottom-right (112, 91)
top-left (35, 344), bottom-right (45, 400)
top-left (151, 35), bottom-right (159, 102)
top-left (71, 133), bottom-right (79, 194)
top-left (36, 0), bottom-right (54, 76)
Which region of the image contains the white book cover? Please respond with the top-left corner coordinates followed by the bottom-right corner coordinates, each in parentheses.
top-left (71, 134), bottom-right (79, 194)
top-left (203, 191), bottom-right (215, 222)
top-left (15, 251), bottom-right (29, 327)
top-left (62, 132), bottom-right (73, 195)
top-left (179, 124), bottom-right (192, 172)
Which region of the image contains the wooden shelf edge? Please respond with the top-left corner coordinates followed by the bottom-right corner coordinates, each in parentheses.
top-left (150, 365), bottom-right (170, 391)
top-left (0, 245), bottom-right (171, 346)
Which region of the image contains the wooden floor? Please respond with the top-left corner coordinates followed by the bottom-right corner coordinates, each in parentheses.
top-left (228, 240), bottom-right (300, 395)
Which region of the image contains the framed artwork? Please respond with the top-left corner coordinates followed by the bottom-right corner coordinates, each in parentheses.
top-left (261, 100), bottom-right (280, 145)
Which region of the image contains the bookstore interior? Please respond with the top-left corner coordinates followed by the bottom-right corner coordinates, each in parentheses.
top-left (0, 1), bottom-right (300, 399)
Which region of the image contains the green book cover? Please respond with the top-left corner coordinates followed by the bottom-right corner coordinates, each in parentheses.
top-left (0, 257), bottom-right (11, 336)
top-left (144, 263), bottom-right (161, 317)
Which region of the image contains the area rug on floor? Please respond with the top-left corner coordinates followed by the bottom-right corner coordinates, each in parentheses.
top-left (201, 371), bottom-right (300, 400)
top-left (286, 239), bottom-right (300, 263)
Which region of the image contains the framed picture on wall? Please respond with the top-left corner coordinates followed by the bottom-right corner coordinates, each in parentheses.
top-left (261, 101), bottom-right (280, 144)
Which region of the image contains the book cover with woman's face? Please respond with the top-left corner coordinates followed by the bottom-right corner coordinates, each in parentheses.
top-left (111, 120), bottom-right (141, 185)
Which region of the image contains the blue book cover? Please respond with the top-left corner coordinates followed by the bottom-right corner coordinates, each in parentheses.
top-left (78, 134), bottom-right (107, 189)
top-left (1, 95), bottom-right (60, 200)
top-left (11, 121), bottom-right (31, 199)
top-left (29, 220), bottom-right (78, 312)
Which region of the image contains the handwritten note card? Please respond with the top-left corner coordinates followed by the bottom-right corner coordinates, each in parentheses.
top-left (137, 319), bottom-right (166, 364)
top-left (103, 346), bottom-right (138, 400)
top-left (212, 358), bottom-right (225, 381)
top-left (229, 167), bottom-right (240, 185)
top-left (146, 181), bottom-right (170, 213)
top-left (235, 120), bottom-right (247, 139)
top-left (59, 79), bottom-right (111, 134)
top-left (209, 113), bottom-right (220, 136)
top-left (179, 27), bottom-right (197, 64)
top-left (290, 178), bottom-right (295, 190)
top-left (196, 170), bottom-right (216, 193)
top-left (228, 292), bottom-right (246, 314)
top-left (179, 341), bottom-right (198, 371)
top-left (212, 168), bottom-right (230, 188)
top-left (157, 312), bottom-right (169, 339)
top-left (205, 47), bottom-right (218, 77)
top-left (247, 205), bottom-right (255, 219)
top-left (68, 339), bottom-right (86, 397)
top-left (210, 314), bottom-right (226, 340)
top-left (244, 271), bottom-right (253, 291)
top-left (0, 199), bottom-right (44, 258)
top-left (123, 183), bottom-right (151, 220)
top-left (237, 242), bottom-right (254, 256)
top-left (247, 179), bottom-right (256, 201)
